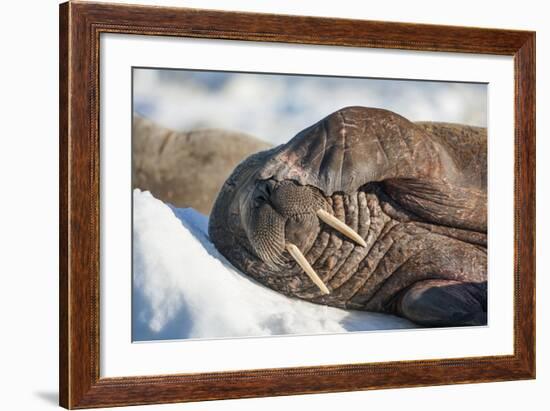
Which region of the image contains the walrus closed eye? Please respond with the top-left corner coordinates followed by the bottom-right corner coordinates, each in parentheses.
top-left (209, 106), bottom-right (487, 327)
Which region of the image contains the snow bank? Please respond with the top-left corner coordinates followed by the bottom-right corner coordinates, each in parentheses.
top-left (133, 189), bottom-right (415, 341)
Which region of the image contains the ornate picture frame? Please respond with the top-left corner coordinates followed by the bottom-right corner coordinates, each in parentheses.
top-left (59, 1), bottom-right (535, 408)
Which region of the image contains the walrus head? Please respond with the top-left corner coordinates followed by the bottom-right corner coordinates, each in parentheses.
top-left (209, 107), bottom-right (488, 326)
top-left (208, 158), bottom-right (370, 295)
top-left (208, 106), bottom-right (449, 297)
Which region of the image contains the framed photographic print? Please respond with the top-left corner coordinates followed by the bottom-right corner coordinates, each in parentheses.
top-left (59, 1), bottom-right (535, 409)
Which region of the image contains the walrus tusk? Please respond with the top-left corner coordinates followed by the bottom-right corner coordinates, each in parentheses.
top-left (286, 243), bottom-right (330, 295)
top-left (316, 209), bottom-right (367, 247)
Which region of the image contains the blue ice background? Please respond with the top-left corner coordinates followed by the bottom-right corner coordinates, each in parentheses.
top-left (133, 69), bottom-right (487, 146)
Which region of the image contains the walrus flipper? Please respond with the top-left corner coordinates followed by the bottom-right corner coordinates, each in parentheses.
top-left (395, 279), bottom-right (487, 327)
top-left (384, 178), bottom-right (487, 232)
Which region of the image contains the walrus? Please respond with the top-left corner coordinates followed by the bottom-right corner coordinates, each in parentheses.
top-left (209, 106), bottom-right (487, 327)
top-left (133, 115), bottom-right (272, 215)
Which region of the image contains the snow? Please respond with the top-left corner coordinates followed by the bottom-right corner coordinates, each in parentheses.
top-left (133, 189), bottom-right (416, 341)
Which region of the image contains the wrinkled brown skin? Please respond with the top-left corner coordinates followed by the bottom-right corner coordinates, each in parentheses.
top-left (133, 116), bottom-right (272, 214)
top-left (209, 107), bottom-right (487, 327)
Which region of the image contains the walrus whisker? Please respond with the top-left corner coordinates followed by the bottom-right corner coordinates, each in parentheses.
top-left (316, 209), bottom-right (367, 247)
top-left (286, 243), bottom-right (330, 295)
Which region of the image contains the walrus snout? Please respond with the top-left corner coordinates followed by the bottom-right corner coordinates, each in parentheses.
top-left (242, 180), bottom-right (324, 267)
top-left (240, 179), bottom-right (369, 294)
